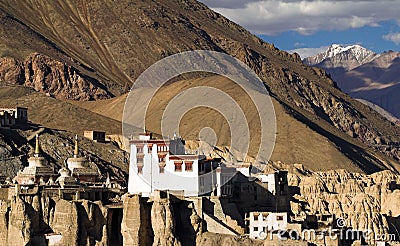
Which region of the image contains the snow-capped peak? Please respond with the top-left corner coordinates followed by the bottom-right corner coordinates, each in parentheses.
top-left (304, 44), bottom-right (377, 68)
top-left (324, 44), bottom-right (375, 61)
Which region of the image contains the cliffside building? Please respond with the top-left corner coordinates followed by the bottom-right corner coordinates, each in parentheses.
top-left (248, 211), bottom-right (288, 239)
top-left (0, 106), bottom-right (28, 127)
top-left (128, 133), bottom-right (235, 197)
top-left (84, 130), bottom-right (106, 142)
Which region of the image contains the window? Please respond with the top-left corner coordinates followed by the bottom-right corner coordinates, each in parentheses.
top-left (276, 215), bottom-right (284, 221)
top-left (159, 165), bottom-right (165, 173)
top-left (137, 157), bottom-right (143, 163)
top-left (137, 147), bottom-right (143, 153)
top-left (137, 166), bottom-right (143, 174)
top-left (158, 145), bottom-right (167, 152)
top-left (185, 161), bottom-right (193, 171)
top-left (253, 227), bottom-right (258, 232)
top-left (174, 161), bottom-right (182, 172)
top-left (158, 157), bottom-right (165, 163)
top-left (199, 177), bottom-right (204, 186)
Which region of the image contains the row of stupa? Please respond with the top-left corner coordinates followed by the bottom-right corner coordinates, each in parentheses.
top-left (14, 134), bottom-right (101, 187)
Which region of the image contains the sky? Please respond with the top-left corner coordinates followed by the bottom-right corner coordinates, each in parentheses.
top-left (200, 0), bottom-right (400, 58)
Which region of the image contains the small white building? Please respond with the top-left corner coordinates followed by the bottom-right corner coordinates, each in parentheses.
top-left (128, 133), bottom-right (235, 197)
top-left (255, 170), bottom-right (288, 196)
top-left (0, 107), bottom-right (28, 127)
top-left (248, 212), bottom-right (288, 239)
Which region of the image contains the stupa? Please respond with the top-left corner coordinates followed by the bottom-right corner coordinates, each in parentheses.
top-left (15, 134), bottom-right (55, 184)
top-left (66, 135), bottom-right (100, 183)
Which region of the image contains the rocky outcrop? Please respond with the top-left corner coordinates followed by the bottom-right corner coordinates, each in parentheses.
top-left (121, 195), bottom-right (153, 246)
top-left (0, 131), bottom-right (24, 179)
top-left (7, 196), bottom-right (31, 246)
top-left (0, 200), bottom-right (9, 245)
top-left (290, 168), bottom-right (400, 244)
top-left (50, 199), bottom-right (79, 245)
top-left (0, 192), bottom-right (118, 246)
top-left (0, 54), bottom-right (110, 101)
top-left (0, 56), bottom-right (24, 84)
top-left (77, 200), bottom-right (108, 246)
top-left (151, 198), bottom-right (181, 246)
top-left (196, 232), bottom-right (263, 246)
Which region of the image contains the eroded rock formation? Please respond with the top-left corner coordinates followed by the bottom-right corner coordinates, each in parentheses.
top-left (0, 192), bottom-right (121, 246)
top-left (151, 198), bottom-right (181, 246)
top-left (121, 195), bottom-right (153, 246)
top-left (50, 199), bottom-right (79, 245)
top-left (290, 168), bottom-right (400, 244)
top-left (7, 196), bottom-right (31, 246)
top-left (0, 54), bottom-right (110, 100)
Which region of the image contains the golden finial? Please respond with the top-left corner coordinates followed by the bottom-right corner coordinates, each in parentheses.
top-left (74, 135), bottom-right (79, 158)
top-left (34, 134), bottom-right (40, 157)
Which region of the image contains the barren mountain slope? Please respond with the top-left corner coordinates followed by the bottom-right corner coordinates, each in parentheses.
top-left (71, 76), bottom-right (399, 173)
top-left (1, 0), bottom-right (400, 173)
top-left (0, 85), bottom-right (121, 135)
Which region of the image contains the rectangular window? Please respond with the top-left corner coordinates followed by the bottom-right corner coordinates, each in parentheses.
top-left (253, 227), bottom-right (258, 232)
top-left (276, 215), bottom-right (284, 221)
top-left (174, 161), bottom-right (182, 172)
top-left (199, 163), bottom-right (204, 172)
top-left (185, 161), bottom-right (193, 171)
top-left (159, 165), bottom-right (165, 173)
top-left (137, 147), bottom-right (143, 153)
top-left (158, 145), bottom-right (167, 152)
top-left (137, 165), bottom-right (143, 174)
top-left (137, 157), bottom-right (144, 163)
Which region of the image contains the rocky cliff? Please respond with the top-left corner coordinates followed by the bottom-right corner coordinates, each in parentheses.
top-left (0, 193), bottom-right (118, 246)
top-left (289, 167), bottom-right (400, 244)
top-left (1, 165), bottom-right (399, 245)
top-left (151, 198), bottom-right (182, 246)
top-left (0, 53), bottom-right (110, 100)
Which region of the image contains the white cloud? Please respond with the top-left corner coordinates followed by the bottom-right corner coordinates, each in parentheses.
top-left (200, 0), bottom-right (260, 8)
top-left (199, 0), bottom-right (400, 35)
top-left (287, 46), bottom-right (329, 59)
top-left (383, 32), bottom-right (400, 45)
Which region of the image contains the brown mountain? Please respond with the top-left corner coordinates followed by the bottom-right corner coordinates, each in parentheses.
top-left (1, 0), bottom-right (400, 174)
top-left (305, 45), bottom-right (400, 119)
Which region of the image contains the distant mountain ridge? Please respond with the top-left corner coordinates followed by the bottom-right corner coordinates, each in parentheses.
top-left (304, 44), bottom-right (377, 70)
top-left (304, 44), bottom-right (400, 119)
